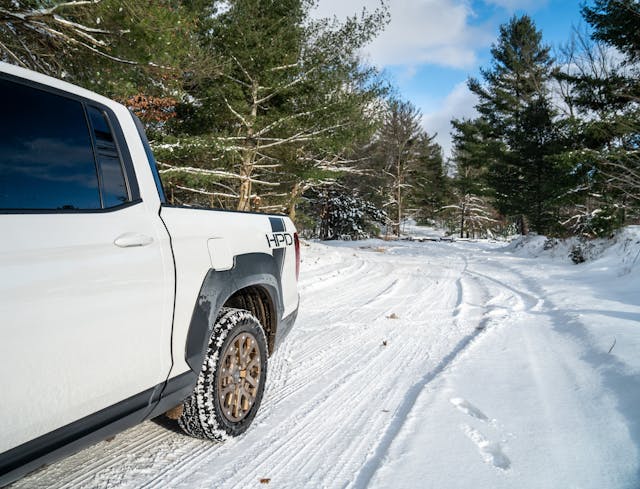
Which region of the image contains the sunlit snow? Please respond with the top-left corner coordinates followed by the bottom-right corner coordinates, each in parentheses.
top-left (13, 226), bottom-right (640, 489)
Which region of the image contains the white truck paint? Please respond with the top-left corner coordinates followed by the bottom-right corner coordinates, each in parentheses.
top-left (0, 62), bottom-right (299, 484)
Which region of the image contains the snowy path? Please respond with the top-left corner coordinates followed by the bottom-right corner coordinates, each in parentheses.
top-left (11, 237), bottom-right (640, 488)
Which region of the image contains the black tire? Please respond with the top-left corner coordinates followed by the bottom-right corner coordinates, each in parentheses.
top-left (178, 308), bottom-right (268, 440)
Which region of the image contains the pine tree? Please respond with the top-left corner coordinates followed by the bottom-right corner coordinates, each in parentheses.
top-left (159, 0), bottom-right (388, 212)
top-left (468, 15), bottom-right (567, 234)
top-left (583, 0), bottom-right (640, 63)
top-left (554, 1), bottom-right (640, 234)
top-left (446, 118), bottom-right (497, 238)
top-left (580, 0), bottom-right (640, 211)
top-left (0, 1), bottom-right (200, 98)
top-left (406, 134), bottom-right (449, 224)
top-left (375, 98), bottom-right (423, 236)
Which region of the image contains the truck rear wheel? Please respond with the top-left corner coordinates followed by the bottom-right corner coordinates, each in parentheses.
top-left (178, 308), bottom-right (268, 440)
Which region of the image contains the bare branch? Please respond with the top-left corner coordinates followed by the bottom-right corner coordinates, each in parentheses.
top-left (230, 54), bottom-right (254, 85)
top-left (254, 108), bottom-right (321, 138)
top-left (256, 67), bottom-right (316, 105)
top-left (269, 62), bottom-right (299, 72)
top-left (40, 1), bottom-right (102, 15)
top-left (223, 97), bottom-right (251, 128)
top-left (222, 73), bottom-right (252, 89)
top-left (175, 185), bottom-right (239, 199)
top-left (0, 39), bottom-right (27, 67)
top-left (256, 123), bottom-right (347, 150)
top-left (159, 163), bottom-right (279, 186)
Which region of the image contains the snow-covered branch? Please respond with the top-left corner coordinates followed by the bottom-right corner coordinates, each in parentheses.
top-left (0, 2), bottom-right (138, 68)
top-left (175, 185), bottom-right (239, 199)
top-left (159, 163), bottom-right (279, 187)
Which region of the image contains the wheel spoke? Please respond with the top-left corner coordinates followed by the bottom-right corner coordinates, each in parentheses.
top-left (245, 357), bottom-right (260, 372)
top-left (244, 373), bottom-right (259, 388)
top-left (239, 386), bottom-right (253, 406)
top-left (220, 383), bottom-right (235, 397)
top-left (236, 336), bottom-right (247, 365)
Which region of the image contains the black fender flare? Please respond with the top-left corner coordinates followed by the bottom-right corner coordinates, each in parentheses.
top-left (184, 252), bottom-right (283, 373)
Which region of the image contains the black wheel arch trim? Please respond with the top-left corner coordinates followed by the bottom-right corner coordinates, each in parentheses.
top-left (185, 252), bottom-right (284, 373)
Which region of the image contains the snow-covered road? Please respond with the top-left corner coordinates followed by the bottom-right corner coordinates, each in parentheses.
top-left (12, 233), bottom-right (640, 488)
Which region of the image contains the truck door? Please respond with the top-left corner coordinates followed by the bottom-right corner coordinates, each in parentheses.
top-left (0, 76), bottom-right (174, 453)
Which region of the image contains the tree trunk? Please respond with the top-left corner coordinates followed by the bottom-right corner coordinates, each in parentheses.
top-left (517, 214), bottom-right (528, 235)
top-left (237, 154), bottom-right (253, 211)
top-left (320, 197), bottom-right (330, 240)
top-left (236, 81), bottom-right (259, 212)
top-left (396, 153), bottom-right (402, 237)
top-left (288, 181), bottom-right (302, 221)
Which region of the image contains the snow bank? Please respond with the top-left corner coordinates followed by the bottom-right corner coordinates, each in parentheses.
top-left (503, 226), bottom-right (640, 272)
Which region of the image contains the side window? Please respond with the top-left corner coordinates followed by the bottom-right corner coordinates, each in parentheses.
top-left (87, 106), bottom-right (129, 207)
top-left (0, 78), bottom-right (100, 210)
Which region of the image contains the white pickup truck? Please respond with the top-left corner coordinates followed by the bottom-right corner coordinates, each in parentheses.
top-left (0, 62), bottom-right (300, 485)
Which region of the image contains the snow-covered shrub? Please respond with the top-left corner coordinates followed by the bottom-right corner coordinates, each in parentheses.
top-left (296, 190), bottom-right (386, 240)
top-left (320, 193), bottom-right (386, 240)
top-left (562, 205), bottom-right (626, 238)
top-left (569, 244), bottom-right (586, 264)
top-left (568, 238), bottom-right (600, 264)
top-left (504, 226), bottom-right (640, 271)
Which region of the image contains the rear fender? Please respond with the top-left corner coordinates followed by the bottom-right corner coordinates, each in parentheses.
top-left (185, 253), bottom-right (283, 373)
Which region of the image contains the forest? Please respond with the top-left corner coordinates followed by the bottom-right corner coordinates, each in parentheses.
top-left (1, 0), bottom-right (638, 239)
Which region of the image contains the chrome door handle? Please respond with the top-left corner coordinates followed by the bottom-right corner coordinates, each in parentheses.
top-left (114, 233), bottom-right (154, 248)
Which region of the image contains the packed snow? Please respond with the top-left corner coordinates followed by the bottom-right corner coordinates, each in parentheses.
top-left (11, 226), bottom-right (640, 489)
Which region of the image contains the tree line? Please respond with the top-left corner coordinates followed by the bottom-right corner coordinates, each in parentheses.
top-left (1, 0), bottom-right (638, 239)
top-left (450, 0), bottom-right (640, 238)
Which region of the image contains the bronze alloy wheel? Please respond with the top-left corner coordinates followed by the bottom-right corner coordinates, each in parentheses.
top-left (177, 308), bottom-right (268, 440)
top-left (218, 331), bottom-right (262, 423)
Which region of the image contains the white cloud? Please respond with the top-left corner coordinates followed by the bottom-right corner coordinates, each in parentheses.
top-left (421, 82), bottom-right (479, 158)
top-left (313, 0), bottom-right (493, 69)
top-left (313, 1), bottom-right (490, 158)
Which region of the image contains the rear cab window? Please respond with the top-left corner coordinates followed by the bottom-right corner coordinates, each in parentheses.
top-left (0, 76), bottom-right (137, 212)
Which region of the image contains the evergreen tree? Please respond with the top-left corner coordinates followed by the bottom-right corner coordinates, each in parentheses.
top-left (583, 0), bottom-right (640, 63)
top-left (159, 0), bottom-right (388, 213)
top-left (375, 98), bottom-right (423, 236)
top-left (554, 1), bottom-right (640, 234)
top-left (446, 118), bottom-right (497, 238)
top-left (406, 134), bottom-right (449, 224)
top-left (468, 15), bottom-right (567, 234)
top-left (0, 1), bottom-right (200, 98)
top-left (580, 0), bottom-right (640, 211)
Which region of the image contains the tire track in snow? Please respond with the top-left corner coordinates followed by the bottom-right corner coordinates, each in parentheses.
top-left (188, 272), bottom-right (444, 486)
top-left (301, 262), bottom-right (403, 325)
top-left (349, 321), bottom-right (492, 488)
top-left (156, 336), bottom-right (418, 489)
top-left (299, 256), bottom-right (368, 294)
top-left (350, 257), bottom-right (523, 489)
top-left (12, 241), bottom-right (500, 489)
top-left (477, 256), bottom-right (640, 479)
top-left (151, 252), bottom-right (465, 489)
top-left (141, 337), bottom-right (404, 486)
top-left (463, 269), bottom-right (543, 312)
top-left (216, 330), bottom-right (435, 489)
top-left (11, 424), bottom-right (178, 489)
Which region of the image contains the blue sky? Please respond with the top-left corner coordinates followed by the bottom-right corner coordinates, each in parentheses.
top-left (314, 0), bottom-right (586, 157)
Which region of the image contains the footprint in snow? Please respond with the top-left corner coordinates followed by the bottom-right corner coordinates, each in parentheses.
top-left (462, 424), bottom-right (511, 470)
top-left (450, 397), bottom-right (490, 423)
top-left (450, 398), bottom-right (510, 470)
